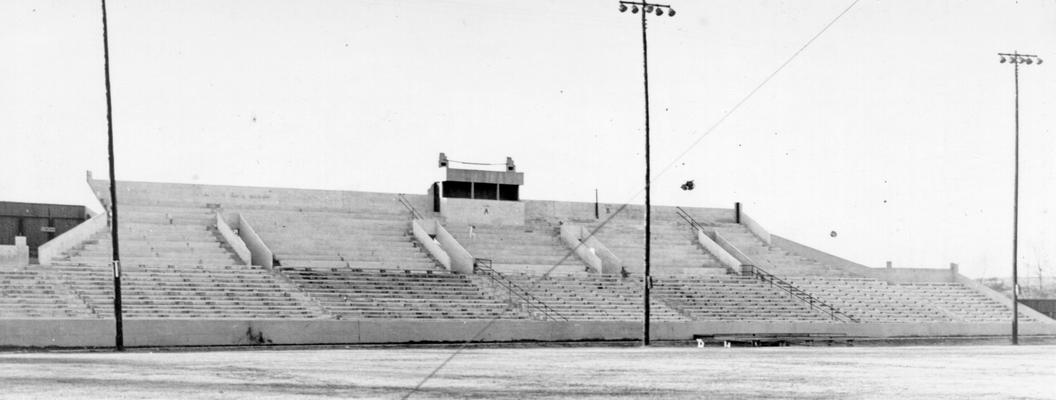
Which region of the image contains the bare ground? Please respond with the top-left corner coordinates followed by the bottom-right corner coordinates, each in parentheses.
top-left (1, 344), bottom-right (1054, 399)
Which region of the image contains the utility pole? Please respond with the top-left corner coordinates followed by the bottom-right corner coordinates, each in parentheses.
top-left (100, 0), bottom-right (124, 351)
top-left (997, 51), bottom-right (1043, 345)
top-left (618, 0), bottom-right (675, 346)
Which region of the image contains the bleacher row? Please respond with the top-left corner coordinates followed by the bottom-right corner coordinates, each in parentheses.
top-left (0, 180), bottom-right (1030, 325)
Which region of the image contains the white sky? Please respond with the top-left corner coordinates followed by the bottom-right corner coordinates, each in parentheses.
top-left (2, 0), bottom-right (1054, 279)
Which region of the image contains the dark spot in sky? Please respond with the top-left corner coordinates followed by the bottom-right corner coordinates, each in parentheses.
top-left (251, 116), bottom-right (257, 123)
top-left (883, 200), bottom-right (888, 204)
top-left (830, 231), bottom-right (838, 238)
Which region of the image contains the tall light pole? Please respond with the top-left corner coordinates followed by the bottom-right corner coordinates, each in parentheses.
top-left (618, 0), bottom-right (675, 347)
top-left (100, 0), bottom-right (124, 351)
top-left (997, 51), bottom-right (1043, 345)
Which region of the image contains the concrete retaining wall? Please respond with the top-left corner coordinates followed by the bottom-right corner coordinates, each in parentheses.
top-left (38, 212), bottom-right (107, 266)
top-left (559, 224), bottom-right (601, 273)
top-left (695, 228), bottom-right (740, 270)
top-left (0, 237), bottom-right (29, 268)
top-left (4, 319), bottom-right (1056, 348)
top-left (215, 212), bottom-right (251, 265)
top-left (435, 223), bottom-right (473, 273)
top-left (413, 219), bottom-right (451, 270)
top-left (237, 214), bottom-right (273, 269)
top-left (738, 212), bottom-right (771, 245)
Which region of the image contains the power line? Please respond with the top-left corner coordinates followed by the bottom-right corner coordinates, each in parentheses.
top-left (401, 0), bottom-right (863, 396)
top-left (654, 0), bottom-right (862, 182)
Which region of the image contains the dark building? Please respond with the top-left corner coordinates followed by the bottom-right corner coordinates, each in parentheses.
top-left (0, 201), bottom-right (88, 258)
top-left (1021, 299), bottom-right (1056, 319)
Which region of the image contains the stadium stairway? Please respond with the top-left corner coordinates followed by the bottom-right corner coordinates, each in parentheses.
top-left (243, 208), bottom-right (440, 271)
top-left (54, 204), bottom-right (242, 267)
top-left (587, 212), bottom-right (727, 275)
top-left (279, 266), bottom-right (525, 319)
top-left (0, 268), bottom-right (95, 318)
top-left (446, 222), bottom-right (591, 276)
top-left (473, 273), bottom-right (689, 321)
top-left (712, 223), bottom-right (854, 277)
top-left (45, 263), bottom-right (322, 319)
top-left (651, 274), bottom-right (835, 322)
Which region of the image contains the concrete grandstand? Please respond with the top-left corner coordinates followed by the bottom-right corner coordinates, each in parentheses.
top-left (2, 166), bottom-right (1054, 347)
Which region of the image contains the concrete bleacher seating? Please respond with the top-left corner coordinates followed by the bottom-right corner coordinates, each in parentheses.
top-left (588, 211), bottom-right (727, 275)
top-left (56, 204), bottom-right (241, 267)
top-left (477, 273), bottom-right (688, 321)
top-left (447, 222), bottom-right (590, 276)
top-left (713, 223), bottom-right (853, 277)
top-left (0, 269), bottom-right (94, 318)
top-left (244, 209), bottom-right (438, 271)
top-left (652, 275), bottom-right (834, 322)
top-left (280, 266), bottom-right (523, 319)
top-left (47, 263), bottom-right (321, 319)
top-left (896, 282), bottom-right (1033, 323)
top-left (786, 276), bottom-right (951, 323)
top-left (3, 177), bottom-right (1039, 334)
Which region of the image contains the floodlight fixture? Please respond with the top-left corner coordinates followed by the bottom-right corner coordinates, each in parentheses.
top-left (620, 3), bottom-right (627, 12)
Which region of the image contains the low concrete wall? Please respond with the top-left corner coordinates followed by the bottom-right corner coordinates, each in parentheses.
top-left (696, 228), bottom-right (740, 270)
top-left (580, 227), bottom-right (622, 275)
top-left (710, 230), bottom-right (755, 268)
top-left (559, 224), bottom-right (601, 273)
top-left (237, 213), bottom-right (273, 269)
top-left (864, 267), bottom-right (956, 283)
top-left (4, 318), bottom-right (1056, 348)
top-left (38, 213), bottom-right (107, 266)
top-left (772, 234), bottom-right (874, 276)
top-left (738, 212), bottom-right (771, 245)
top-left (215, 212), bottom-right (251, 265)
top-left (0, 237), bottom-right (29, 268)
top-left (413, 219), bottom-right (451, 270)
top-left (435, 223), bottom-right (473, 274)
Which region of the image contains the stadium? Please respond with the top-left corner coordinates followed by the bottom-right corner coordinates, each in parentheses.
top-left (2, 164), bottom-right (1054, 348)
top-left (4, 0), bottom-right (1056, 398)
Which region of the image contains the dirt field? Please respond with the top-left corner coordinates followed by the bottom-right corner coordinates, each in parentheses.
top-left (1, 344), bottom-right (1054, 399)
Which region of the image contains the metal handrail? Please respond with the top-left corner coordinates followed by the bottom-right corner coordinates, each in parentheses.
top-left (677, 206), bottom-right (857, 323)
top-left (473, 258), bottom-right (568, 321)
top-left (745, 264), bottom-right (859, 323)
top-left (396, 194), bottom-right (424, 220)
top-left (675, 206), bottom-right (712, 231)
